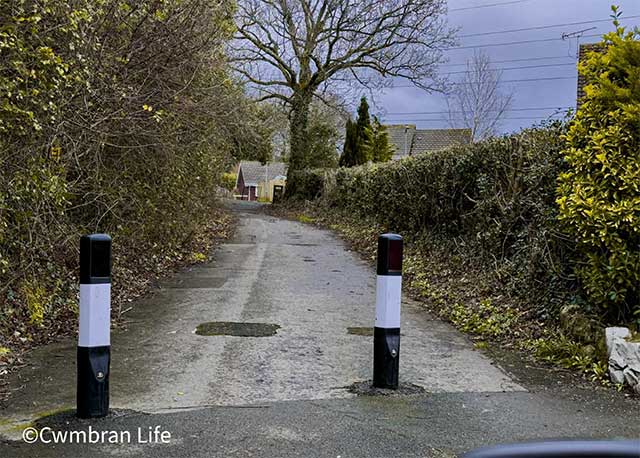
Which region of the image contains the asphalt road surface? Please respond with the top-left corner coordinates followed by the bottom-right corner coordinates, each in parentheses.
top-left (1, 200), bottom-right (639, 457)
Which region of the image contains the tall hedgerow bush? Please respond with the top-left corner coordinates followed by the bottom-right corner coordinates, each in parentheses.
top-left (557, 13), bottom-right (640, 321)
top-left (0, 0), bottom-right (272, 348)
top-left (292, 124), bottom-right (574, 314)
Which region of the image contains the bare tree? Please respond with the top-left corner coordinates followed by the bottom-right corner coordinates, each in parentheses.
top-left (231, 0), bottom-right (455, 179)
top-left (446, 51), bottom-right (513, 141)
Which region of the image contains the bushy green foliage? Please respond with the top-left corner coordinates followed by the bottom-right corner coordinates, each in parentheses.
top-left (288, 125), bottom-right (576, 315)
top-left (221, 173), bottom-right (237, 191)
top-left (0, 0), bottom-right (267, 347)
top-left (355, 97), bottom-right (372, 164)
top-left (325, 127), bottom-right (565, 239)
top-left (305, 106), bottom-right (340, 169)
top-left (364, 117), bottom-right (394, 163)
top-left (449, 299), bottom-right (520, 338)
top-left (286, 169), bottom-right (327, 201)
top-left (339, 97), bottom-right (372, 167)
top-left (557, 14), bottom-right (640, 320)
top-left (529, 333), bottom-right (610, 383)
top-left (0, 1), bottom-right (80, 136)
top-left (339, 118), bottom-right (359, 167)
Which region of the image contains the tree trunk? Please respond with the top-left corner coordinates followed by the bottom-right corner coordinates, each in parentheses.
top-left (285, 90), bottom-right (313, 198)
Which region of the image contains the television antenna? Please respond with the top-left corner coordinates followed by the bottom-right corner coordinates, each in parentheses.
top-left (561, 27), bottom-right (598, 58)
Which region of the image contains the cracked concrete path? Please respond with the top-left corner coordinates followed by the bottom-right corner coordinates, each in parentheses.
top-left (1, 200), bottom-right (638, 457)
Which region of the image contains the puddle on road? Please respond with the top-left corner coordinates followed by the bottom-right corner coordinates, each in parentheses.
top-left (195, 322), bottom-right (280, 337)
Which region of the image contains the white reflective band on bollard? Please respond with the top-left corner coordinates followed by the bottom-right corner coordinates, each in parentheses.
top-left (375, 275), bottom-right (402, 329)
top-left (78, 283), bottom-right (111, 348)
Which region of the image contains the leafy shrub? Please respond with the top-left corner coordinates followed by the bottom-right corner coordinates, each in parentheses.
top-left (22, 280), bottom-right (47, 326)
top-left (297, 214), bottom-right (316, 224)
top-left (556, 18), bottom-right (640, 320)
top-left (324, 129), bottom-right (562, 234)
top-left (221, 173), bottom-right (238, 191)
top-left (285, 124), bottom-right (578, 318)
top-left (449, 299), bottom-right (521, 338)
top-left (0, 0), bottom-right (269, 349)
top-left (528, 332), bottom-right (610, 383)
top-left (287, 169), bottom-right (327, 201)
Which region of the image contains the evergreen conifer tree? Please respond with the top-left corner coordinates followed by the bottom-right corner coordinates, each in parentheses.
top-left (354, 96), bottom-right (372, 164)
top-left (365, 116), bottom-right (394, 162)
top-left (339, 118), bottom-right (359, 167)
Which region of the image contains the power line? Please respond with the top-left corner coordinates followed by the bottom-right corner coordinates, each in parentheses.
top-left (449, 0), bottom-right (535, 12)
top-left (384, 106), bottom-right (572, 115)
top-left (459, 14), bottom-right (640, 38)
top-left (448, 33), bottom-right (602, 51)
top-left (441, 55), bottom-right (575, 67)
top-left (562, 27), bottom-right (598, 40)
top-left (444, 62), bottom-right (575, 75)
top-left (390, 76), bottom-right (577, 88)
top-left (382, 115), bottom-right (562, 124)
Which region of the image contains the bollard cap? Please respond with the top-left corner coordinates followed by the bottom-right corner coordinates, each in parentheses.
top-left (80, 234), bottom-right (112, 284)
top-left (377, 233), bottom-right (403, 276)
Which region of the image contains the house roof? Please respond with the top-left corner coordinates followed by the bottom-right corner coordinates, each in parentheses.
top-left (577, 43), bottom-right (605, 108)
top-left (411, 129), bottom-right (472, 155)
top-left (387, 124), bottom-right (416, 158)
top-left (386, 125), bottom-right (472, 159)
top-left (238, 161), bottom-right (287, 186)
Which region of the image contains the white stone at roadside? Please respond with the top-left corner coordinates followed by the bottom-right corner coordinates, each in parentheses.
top-left (606, 326), bottom-right (640, 390)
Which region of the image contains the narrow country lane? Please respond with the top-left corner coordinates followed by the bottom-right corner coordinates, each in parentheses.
top-left (1, 200), bottom-right (639, 458)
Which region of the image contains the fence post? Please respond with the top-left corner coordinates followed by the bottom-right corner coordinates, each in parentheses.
top-left (373, 233), bottom-right (403, 389)
top-left (77, 234), bottom-right (112, 418)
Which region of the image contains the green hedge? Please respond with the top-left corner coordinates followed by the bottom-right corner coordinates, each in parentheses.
top-left (289, 125), bottom-right (581, 318)
top-left (287, 169), bottom-right (328, 201)
top-left (305, 126), bottom-right (564, 235)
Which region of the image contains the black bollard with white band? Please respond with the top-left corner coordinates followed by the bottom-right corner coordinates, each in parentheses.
top-left (77, 234), bottom-right (112, 418)
top-left (373, 233), bottom-right (403, 389)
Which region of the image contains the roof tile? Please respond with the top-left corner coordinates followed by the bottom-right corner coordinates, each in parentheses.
top-left (385, 125), bottom-right (472, 159)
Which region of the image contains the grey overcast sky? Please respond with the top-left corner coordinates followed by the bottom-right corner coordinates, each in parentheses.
top-left (372, 0), bottom-right (640, 135)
